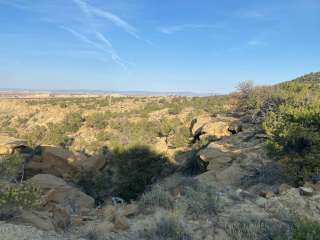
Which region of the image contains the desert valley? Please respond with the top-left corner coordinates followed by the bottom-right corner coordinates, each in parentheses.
top-left (1, 73), bottom-right (320, 239)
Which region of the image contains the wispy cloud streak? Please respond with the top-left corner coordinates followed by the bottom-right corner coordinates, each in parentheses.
top-left (72, 0), bottom-right (139, 39)
top-left (1, 0), bottom-right (142, 69)
top-left (95, 31), bottom-right (113, 48)
top-left (158, 24), bottom-right (216, 34)
top-left (92, 8), bottom-right (139, 39)
top-left (62, 26), bottom-right (127, 70)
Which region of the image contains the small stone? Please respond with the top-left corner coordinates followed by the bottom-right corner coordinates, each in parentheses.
top-left (278, 184), bottom-right (292, 195)
top-left (103, 205), bottom-right (117, 221)
top-left (256, 197), bottom-right (267, 207)
top-left (73, 216), bottom-right (85, 226)
top-left (95, 220), bottom-right (114, 236)
top-left (235, 188), bottom-right (255, 199)
top-left (255, 134), bottom-right (267, 139)
top-left (113, 215), bottom-right (129, 232)
top-left (120, 204), bottom-right (138, 217)
top-left (235, 188), bottom-right (243, 196)
top-left (312, 183), bottom-right (320, 192)
top-left (303, 181), bottom-right (320, 191)
top-left (259, 191), bottom-right (275, 199)
top-left (299, 187), bottom-right (313, 196)
top-left (51, 206), bottom-right (70, 231)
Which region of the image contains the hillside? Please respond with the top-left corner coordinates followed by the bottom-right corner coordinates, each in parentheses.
top-left (292, 72), bottom-right (320, 83)
top-left (1, 73), bottom-right (320, 239)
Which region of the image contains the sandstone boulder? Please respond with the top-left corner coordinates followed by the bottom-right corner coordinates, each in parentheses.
top-left (28, 174), bottom-right (95, 216)
top-left (0, 222), bottom-right (67, 240)
top-left (194, 121), bottom-right (231, 139)
top-left (192, 116), bottom-right (241, 140)
top-left (26, 146), bottom-right (82, 179)
top-left (16, 210), bottom-right (55, 232)
top-left (198, 142), bottom-right (234, 168)
top-left (26, 146), bottom-right (108, 179)
top-left (0, 134), bottom-right (28, 155)
top-left (50, 205), bottom-right (71, 231)
top-left (191, 115), bottom-right (213, 135)
top-left (74, 149), bottom-right (108, 172)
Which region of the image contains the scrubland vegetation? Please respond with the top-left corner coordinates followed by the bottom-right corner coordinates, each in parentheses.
top-left (1, 72), bottom-right (320, 239)
top-left (1, 96), bottom-right (230, 152)
top-left (0, 154), bottom-right (42, 220)
top-left (237, 73), bottom-right (320, 185)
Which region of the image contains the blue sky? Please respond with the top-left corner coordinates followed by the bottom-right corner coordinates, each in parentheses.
top-left (0, 0), bottom-right (319, 93)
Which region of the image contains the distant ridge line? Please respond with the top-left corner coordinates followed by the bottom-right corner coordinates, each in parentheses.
top-left (0, 88), bottom-right (219, 97)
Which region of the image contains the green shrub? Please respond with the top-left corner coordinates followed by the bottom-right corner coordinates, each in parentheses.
top-left (263, 102), bottom-right (320, 184)
top-left (170, 127), bottom-right (190, 148)
top-left (289, 220), bottom-right (320, 240)
top-left (59, 103), bottom-right (68, 108)
top-left (139, 213), bottom-right (191, 240)
top-left (43, 122), bottom-right (72, 147)
top-left (180, 184), bottom-right (221, 219)
top-left (225, 216), bottom-right (285, 240)
top-left (108, 118), bottom-right (160, 147)
top-left (168, 104), bottom-right (182, 115)
top-left (62, 112), bottom-right (83, 132)
top-left (16, 117), bottom-right (29, 127)
top-left (96, 131), bottom-right (111, 142)
top-left (158, 118), bottom-right (180, 138)
top-left (87, 112), bottom-right (110, 129)
top-left (24, 125), bottom-right (47, 147)
top-left (158, 118), bottom-right (190, 148)
top-left (189, 95), bottom-right (231, 114)
top-left (271, 219), bottom-right (320, 240)
top-left (0, 154), bottom-right (24, 180)
top-left (0, 182), bottom-right (42, 211)
top-left (139, 185), bottom-right (174, 213)
top-left (111, 145), bottom-right (172, 201)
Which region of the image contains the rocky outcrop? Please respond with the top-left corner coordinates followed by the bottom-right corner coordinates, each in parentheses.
top-left (0, 134), bottom-right (28, 155)
top-left (28, 174), bottom-right (95, 215)
top-left (13, 174), bottom-right (95, 232)
top-left (192, 116), bottom-right (241, 141)
top-left (16, 210), bottom-right (56, 231)
top-left (25, 146), bottom-right (82, 179)
top-left (196, 125), bottom-right (267, 187)
top-left (264, 185), bottom-right (320, 222)
top-left (25, 146), bottom-right (107, 179)
top-left (4, 111), bottom-right (320, 240)
top-left (191, 115), bottom-right (213, 135)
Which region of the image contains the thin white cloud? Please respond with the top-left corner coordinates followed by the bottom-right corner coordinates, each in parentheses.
top-left (70, 0), bottom-right (143, 69)
top-left (158, 24), bottom-right (216, 34)
top-left (0, 0), bottom-right (31, 9)
top-left (62, 26), bottom-right (127, 70)
top-left (2, 0), bottom-right (141, 70)
top-left (72, 0), bottom-right (139, 39)
top-left (72, 0), bottom-right (91, 16)
top-left (95, 31), bottom-right (113, 48)
top-left (91, 8), bottom-right (139, 39)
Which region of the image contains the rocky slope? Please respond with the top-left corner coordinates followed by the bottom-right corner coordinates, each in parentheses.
top-left (1, 111), bottom-right (320, 240)
top-left (1, 87), bottom-right (320, 239)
